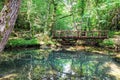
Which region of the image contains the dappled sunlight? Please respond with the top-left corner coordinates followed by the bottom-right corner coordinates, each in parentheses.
top-left (0, 49), bottom-right (120, 79)
top-left (0, 0), bottom-right (120, 80)
top-left (61, 61), bottom-right (72, 78)
top-left (108, 63), bottom-right (120, 79)
top-left (0, 73), bottom-right (17, 80)
top-left (48, 50), bottom-right (119, 79)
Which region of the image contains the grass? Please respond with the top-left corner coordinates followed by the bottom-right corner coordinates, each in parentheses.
top-left (99, 39), bottom-right (115, 48)
top-left (107, 31), bottom-right (120, 38)
top-left (6, 38), bottom-right (40, 48)
top-left (114, 31), bottom-right (120, 35)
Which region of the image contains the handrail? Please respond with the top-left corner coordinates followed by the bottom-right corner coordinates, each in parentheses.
top-left (52, 30), bottom-right (108, 39)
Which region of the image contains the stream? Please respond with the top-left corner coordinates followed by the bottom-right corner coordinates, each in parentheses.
top-left (0, 49), bottom-right (120, 80)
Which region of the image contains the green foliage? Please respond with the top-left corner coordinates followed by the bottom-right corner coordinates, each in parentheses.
top-left (108, 31), bottom-right (115, 38)
top-left (1, 0), bottom-right (120, 47)
top-left (15, 13), bottom-right (30, 31)
top-left (6, 38), bottom-right (39, 48)
top-left (100, 39), bottom-right (115, 47)
top-left (114, 31), bottom-right (120, 35)
top-left (0, 0), bottom-right (120, 33)
top-left (13, 0), bottom-right (120, 34)
top-left (108, 31), bottom-right (120, 38)
top-left (54, 18), bottom-right (72, 30)
top-left (0, 0), bottom-right (4, 11)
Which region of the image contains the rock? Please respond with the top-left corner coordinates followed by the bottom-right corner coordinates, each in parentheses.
top-left (110, 36), bottom-right (120, 51)
top-left (0, 74), bottom-right (3, 78)
top-left (114, 54), bottom-right (120, 62)
top-left (0, 73), bottom-right (17, 80)
top-left (108, 63), bottom-right (120, 80)
top-left (40, 41), bottom-right (45, 45)
top-left (41, 45), bottom-right (48, 49)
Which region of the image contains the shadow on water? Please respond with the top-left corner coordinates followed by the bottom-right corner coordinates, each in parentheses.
top-left (0, 49), bottom-right (119, 80)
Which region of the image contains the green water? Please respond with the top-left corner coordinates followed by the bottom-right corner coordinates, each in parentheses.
top-left (0, 49), bottom-right (120, 80)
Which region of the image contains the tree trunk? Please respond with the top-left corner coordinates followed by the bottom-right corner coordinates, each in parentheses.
top-left (0, 0), bottom-right (21, 52)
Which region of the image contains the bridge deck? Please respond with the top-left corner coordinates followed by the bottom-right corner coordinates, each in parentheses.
top-left (52, 30), bottom-right (108, 39)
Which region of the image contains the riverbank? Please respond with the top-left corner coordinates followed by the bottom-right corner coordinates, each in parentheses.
top-left (5, 37), bottom-right (119, 54)
top-left (60, 45), bottom-right (120, 63)
top-left (4, 37), bottom-right (120, 63)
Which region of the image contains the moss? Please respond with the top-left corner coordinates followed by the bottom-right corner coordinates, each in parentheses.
top-left (100, 39), bottom-right (115, 48)
top-left (6, 38), bottom-right (40, 48)
top-left (108, 31), bottom-right (115, 38)
top-left (108, 31), bottom-right (120, 37)
top-left (114, 31), bottom-right (120, 35)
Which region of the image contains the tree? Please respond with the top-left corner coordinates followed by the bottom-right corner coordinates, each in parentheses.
top-left (0, 0), bottom-right (21, 52)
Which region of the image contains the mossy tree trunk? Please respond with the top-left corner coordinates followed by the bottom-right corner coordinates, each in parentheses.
top-left (0, 0), bottom-right (21, 52)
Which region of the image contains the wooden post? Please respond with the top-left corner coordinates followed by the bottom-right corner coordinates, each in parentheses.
top-left (77, 30), bottom-right (79, 38)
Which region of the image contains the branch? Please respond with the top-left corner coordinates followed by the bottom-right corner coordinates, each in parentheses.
top-left (59, 13), bottom-right (73, 19)
top-left (58, 10), bottom-right (79, 20)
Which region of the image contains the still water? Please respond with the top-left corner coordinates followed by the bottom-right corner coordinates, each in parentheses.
top-left (0, 49), bottom-right (120, 80)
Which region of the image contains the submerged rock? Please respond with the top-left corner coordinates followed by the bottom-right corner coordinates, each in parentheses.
top-left (0, 74), bottom-right (3, 78)
top-left (0, 73), bottom-right (17, 80)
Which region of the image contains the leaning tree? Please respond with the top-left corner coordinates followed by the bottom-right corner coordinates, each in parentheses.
top-left (0, 0), bottom-right (21, 52)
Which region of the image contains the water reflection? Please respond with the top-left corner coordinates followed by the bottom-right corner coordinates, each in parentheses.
top-left (48, 50), bottom-right (116, 80)
top-left (0, 49), bottom-right (119, 80)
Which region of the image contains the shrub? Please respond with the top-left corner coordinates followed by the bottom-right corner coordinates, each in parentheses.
top-left (100, 39), bottom-right (115, 48)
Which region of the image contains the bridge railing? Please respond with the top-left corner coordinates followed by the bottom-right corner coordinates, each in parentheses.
top-left (52, 30), bottom-right (108, 39)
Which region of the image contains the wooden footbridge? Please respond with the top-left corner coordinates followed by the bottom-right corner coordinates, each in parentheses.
top-left (52, 30), bottom-right (108, 45)
top-left (52, 30), bottom-right (108, 39)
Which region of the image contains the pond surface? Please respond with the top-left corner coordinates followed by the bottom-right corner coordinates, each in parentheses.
top-left (0, 49), bottom-right (120, 80)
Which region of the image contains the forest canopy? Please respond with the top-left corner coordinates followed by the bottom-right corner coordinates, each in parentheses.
top-left (14, 0), bottom-right (120, 36)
